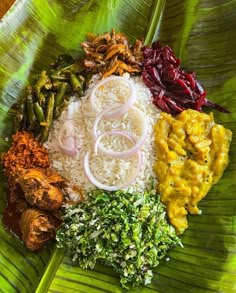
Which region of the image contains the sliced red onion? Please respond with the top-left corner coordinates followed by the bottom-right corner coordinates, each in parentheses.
top-left (58, 120), bottom-right (77, 156)
top-left (90, 76), bottom-right (137, 118)
top-left (93, 106), bottom-right (148, 158)
top-left (84, 147), bottom-right (142, 191)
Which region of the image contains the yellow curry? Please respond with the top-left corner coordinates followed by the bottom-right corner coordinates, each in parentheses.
top-left (154, 109), bottom-right (232, 233)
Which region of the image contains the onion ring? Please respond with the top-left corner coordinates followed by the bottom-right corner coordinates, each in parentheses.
top-left (84, 132), bottom-right (142, 191)
top-left (93, 106), bottom-right (148, 158)
top-left (90, 76), bottom-right (137, 118)
top-left (94, 130), bottom-right (136, 156)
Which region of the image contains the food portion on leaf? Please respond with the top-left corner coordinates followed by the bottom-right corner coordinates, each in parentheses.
top-left (15, 168), bottom-right (66, 211)
top-left (81, 28), bottom-right (143, 77)
top-left (154, 109), bottom-right (232, 233)
top-left (0, 28), bottom-right (233, 288)
top-left (142, 41), bottom-right (230, 114)
top-left (46, 73), bottom-right (160, 195)
top-left (57, 188), bottom-right (181, 289)
top-left (1, 131), bottom-right (50, 177)
top-left (1, 131), bottom-right (80, 251)
top-left (8, 56), bottom-right (86, 142)
top-left (19, 208), bottom-right (61, 251)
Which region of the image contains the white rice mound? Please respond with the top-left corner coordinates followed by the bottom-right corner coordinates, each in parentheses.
top-left (45, 75), bottom-right (160, 198)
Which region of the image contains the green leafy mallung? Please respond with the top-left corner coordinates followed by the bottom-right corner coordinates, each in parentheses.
top-left (57, 188), bottom-right (181, 289)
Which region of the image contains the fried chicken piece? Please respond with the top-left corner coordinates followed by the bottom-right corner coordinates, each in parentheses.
top-left (44, 168), bottom-right (68, 187)
top-left (19, 208), bottom-right (60, 251)
top-left (16, 168), bottom-right (66, 211)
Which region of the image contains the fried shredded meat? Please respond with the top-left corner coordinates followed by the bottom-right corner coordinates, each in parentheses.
top-left (81, 28), bottom-right (143, 77)
top-left (1, 131), bottom-right (50, 177)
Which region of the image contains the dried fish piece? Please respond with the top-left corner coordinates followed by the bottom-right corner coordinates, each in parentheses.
top-left (81, 28), bottom-right (143, 77)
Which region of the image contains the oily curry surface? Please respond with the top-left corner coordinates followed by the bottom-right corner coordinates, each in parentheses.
top-left (154, 109), bottom-right (232, 233)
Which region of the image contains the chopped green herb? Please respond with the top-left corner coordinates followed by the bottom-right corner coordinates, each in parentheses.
top-left (56, 186), bottom-right (181, 289)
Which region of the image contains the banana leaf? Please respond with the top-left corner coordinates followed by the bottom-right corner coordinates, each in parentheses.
top-left (0, 0), bottom-right (235, 292)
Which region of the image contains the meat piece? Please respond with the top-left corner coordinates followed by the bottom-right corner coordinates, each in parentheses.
top-left (16, 168), bottom-right (65, 211)
top-left (44, 168), bottom-right (68, 187)
top-left (19, 208), bottom-right (60, 251)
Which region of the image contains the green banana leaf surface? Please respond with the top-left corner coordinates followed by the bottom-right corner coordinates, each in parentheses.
top-left (0, 0), bottom-right (236, 292)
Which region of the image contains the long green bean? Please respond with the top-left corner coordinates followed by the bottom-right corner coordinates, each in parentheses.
top-left (54, 82), bottom-right (68, 108)
top-left (8, 54), bottom-right (85, 142)
top-left (40, 93), bottom-right (55, 142)
top-left (34, 70), bottom-right (52, 96)
top-left (33, 102), bottom-right (45, 123)
top-left (26, 92), bottom-right (36, 125)
top-left (70, 73), bottom-right (83, 92)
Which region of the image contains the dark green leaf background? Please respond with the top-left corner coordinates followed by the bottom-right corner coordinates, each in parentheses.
top-left (0, 0), bottom-right (235, 292)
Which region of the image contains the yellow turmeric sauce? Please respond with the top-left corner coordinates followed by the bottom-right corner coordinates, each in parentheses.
top-left (154, 109), bottom-right (232, 233)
